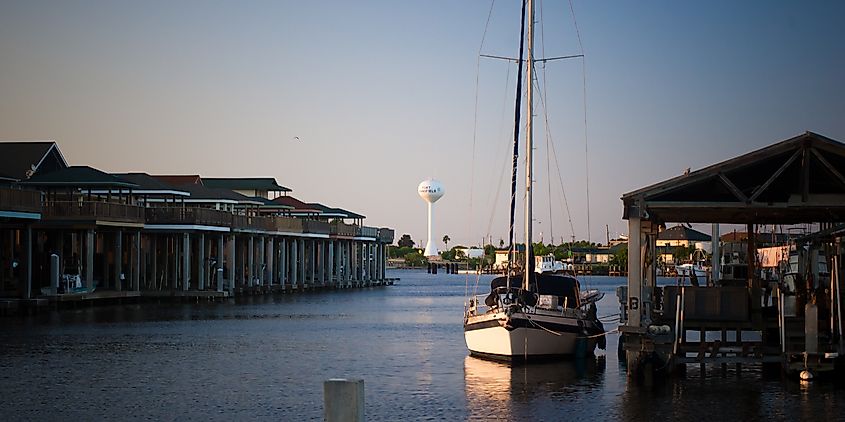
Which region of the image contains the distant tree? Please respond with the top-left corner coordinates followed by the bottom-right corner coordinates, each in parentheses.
top-left (404, 251), bottom-right (428, 267)
top-left (611, 247), bottom-right (628, 268)
top-left (533, 242), bottom-right (549, 257)
top-left (442, 235), bottom-right (451, 248)
top-left (499, 238), bottom-right (505, 248)
top-left (390, 246), bottom-right (417, 259)
top-left (397, 234), bottom-right (415, 248)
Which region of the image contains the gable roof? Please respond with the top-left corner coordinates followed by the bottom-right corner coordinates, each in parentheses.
top-left (248, 196), bottom-right (294, 209)
top-left (622, 132), bottom-right (845, 224)
top-left (21, 166), bottom-right (137, 189)
top-left (111, 173), bottom-right (191, 196)
top-left (308, 203), bottom-right (366, 219)
top-left (151, 175), bottom-right (203, 186)
top-left (657, 225), bottom-right (711, 242)
top-left (174, 183), bottom-right (264, 205)
top-left (202, 177), bottom-right (290, 192)
top-left (271, 196), bottom-right (321, 213)
top-left (0, 141), bottom-right (68, 181)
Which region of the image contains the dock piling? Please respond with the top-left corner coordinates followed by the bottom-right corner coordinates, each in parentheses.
top-left (323, 378), bottom-right (364, 422)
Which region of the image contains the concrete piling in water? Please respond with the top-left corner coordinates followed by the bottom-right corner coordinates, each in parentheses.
top-left (324, 378), bottom-right (364, 422)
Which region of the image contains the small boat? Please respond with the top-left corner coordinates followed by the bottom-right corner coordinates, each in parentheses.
top-left (676, 262), bottom-right (708, 279)
top-left (464, 272), bottom-right (605, 361)
top-left (534, 254), bottom-right (564, 274)
top-left (463, 0), bottom-right (603, 360)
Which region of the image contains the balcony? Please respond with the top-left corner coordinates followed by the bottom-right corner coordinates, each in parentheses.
top-left (42, 200), bottom-right (144, 224)
top-left (302, 220), bottom-right (330, 235)
top-left (232, 214), bottom-right (275, 231)
top-left (145, 207), bottom-right (233, 227)
top-left (329, 221), bottom-right (357, 237)
top-left (271, 216), bottom-right (303, 233)
top-left (0, 187), bottom-right (42, 215)
top-left (359, 226), bottom-right (379, 238)
top-left (377, 228), bottom-right (395, 244)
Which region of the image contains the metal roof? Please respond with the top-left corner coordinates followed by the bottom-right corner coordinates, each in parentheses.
top-left (110, 173), bottom-right (191, 196)
top-left (657, 225), bottom-right (711, 242)
top-left (308, 203), bottom-right (366, 219)
top-left (0, 141), bottom-right (68, 181)
top-left (21, 166), bottom-right (138, 189)
top-left (622, 131), bottom-right (845, 224)
top-left (271, 196), bottom-right (321, 213)
top-left (202, 177), bottom-right (291, 192)
top-left (151, 175), bottom-right (203, 186)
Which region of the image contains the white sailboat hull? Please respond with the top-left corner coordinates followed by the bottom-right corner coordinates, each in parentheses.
top-left (464, 311), bottom-right (595, 360)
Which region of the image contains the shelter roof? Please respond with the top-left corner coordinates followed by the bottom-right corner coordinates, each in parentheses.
top-left (271, 196), bottom-right (321, 213)
top-left (202, 177), bottom-right (290, 192)
top-left (622, 132), bottom-right (845, 224)
top-left (22, 166), bottom-right (137, 189)
top-left (308, 203), bottom-right (366, 219)
top-left (111, 173), bottom-right (190, 196)
top-left (0, 141), bottom-right (68, 181)
top-left (175, 183), bottom-right (263, 205)
top-left (151, 175), bottom-right (203, 186)
top-left (658, 225), bottom-right (711, 242)
top-left (249, 196), bottom-right (294, 209)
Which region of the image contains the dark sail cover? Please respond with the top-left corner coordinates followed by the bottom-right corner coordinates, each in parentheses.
top-left (488, 273), bottom-right (579, 309)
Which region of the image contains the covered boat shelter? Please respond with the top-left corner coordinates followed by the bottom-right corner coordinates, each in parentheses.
top-left (620, 131), bottom-right (845, 378)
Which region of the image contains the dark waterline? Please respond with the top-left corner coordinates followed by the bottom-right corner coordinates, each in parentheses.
top-left (1, 270), bottom-right (843, 421)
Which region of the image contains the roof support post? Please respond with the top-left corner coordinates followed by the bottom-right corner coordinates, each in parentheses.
top-left (711, 224), bottom-right (720, 283)
top-left (627, 216), bottom-right (642, 329)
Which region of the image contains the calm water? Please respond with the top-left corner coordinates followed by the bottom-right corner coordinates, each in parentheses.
top-left (1, 270), bottom-right (843, 421)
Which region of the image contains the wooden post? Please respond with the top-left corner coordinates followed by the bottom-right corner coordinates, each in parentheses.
top-left (328, 241), bottom-right (335, 286)
top-left (182, 233), bottom-right (190, 291)
top-left (248, 236), bottom-right (254, 288)
top-left (228, 234), bottom-right (236, 295)
top-left (133, 231), bottom-right (140, 291)
top-left (217, 234), bottom-right (224, 292)
top-left (86, 229), bottom-right (95, 293)
top-left (290, 239), bottom-right (298, 288)
top-left (115, 230), bottom-right (123, 291)
top-left (324, 379), bottom-right (364, 422)
top-left (279, 238), bottom-right (287, 286)
top-left (24, 225), bottom-right (32, 299)
top-left (267, 237), bottom-right (275, 286)
top-left (747, 224), bottom-right (756, 289)
top-left (198, 233), bottom-right (206, 290)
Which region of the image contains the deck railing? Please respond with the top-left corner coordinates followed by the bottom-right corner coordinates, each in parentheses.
top-left (302, 220), bottom-right (330, 235)
top-left (359, 226), bottom-right (379, 238)
top-left (330, 221), bottom-right (358, 237)
top-left (145, 207), bottom-right (233, 227)
top-left (42, 200), bottom-right (144, 222)
top-left (0, 187), bottom-right (42, 213)
top-left (377, 228), bottom-right (395, 243)
top-left (232, 214), bottom-right (276, 231)
top-left (272, 216), bottom-right (303, 233)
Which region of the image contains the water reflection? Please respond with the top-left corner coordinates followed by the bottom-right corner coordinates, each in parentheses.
top-left (464, 356), bottom-right (605, 420)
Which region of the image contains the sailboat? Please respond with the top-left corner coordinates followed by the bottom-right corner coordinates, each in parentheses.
top-left (463, 0), bottom-right (604, 361)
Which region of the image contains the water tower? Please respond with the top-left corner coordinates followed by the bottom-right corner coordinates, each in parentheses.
top-left (418, 179), bottom-right (445, 257)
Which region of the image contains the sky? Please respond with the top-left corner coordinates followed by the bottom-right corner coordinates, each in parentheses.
top-left (1, 1), bottom-right (843, 249)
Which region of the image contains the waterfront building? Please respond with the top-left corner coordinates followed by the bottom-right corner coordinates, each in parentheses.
top-left (0, 141), bottom-right (395, 306)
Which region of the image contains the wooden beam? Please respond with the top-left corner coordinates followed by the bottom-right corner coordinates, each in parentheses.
top-left (811, 147), bottom-right (845, 191)
top-left (802, 147), bottom-right (811, 202)
top-left (749, 148), bottom-right (801, 202)
top-left (718, 173), bottom-right (748, 202)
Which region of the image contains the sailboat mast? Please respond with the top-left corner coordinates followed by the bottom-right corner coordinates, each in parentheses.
top-left (523, 0), bottom-right (535, 290)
